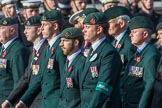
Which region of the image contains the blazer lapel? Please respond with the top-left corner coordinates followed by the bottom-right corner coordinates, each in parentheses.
top-left (60, 53), bottom-right (82, 95)
top-left (80, 40), bottom-right (107, 86)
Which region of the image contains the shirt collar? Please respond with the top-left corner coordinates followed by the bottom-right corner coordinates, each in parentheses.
top-left (67, 50), bottom-right (81, 66)
top-left (115, 29), bottom-right (127, 47)
top-left (137, 41), bottom-right (149, 53)
top-left (48, 34), bottom-right (61, 49)
top-left (3, 36), bottom-right (18, 50)
top-left (91, 36), bottom-right (106, 51)
top-left (34, 38), bottom-right (46, 53)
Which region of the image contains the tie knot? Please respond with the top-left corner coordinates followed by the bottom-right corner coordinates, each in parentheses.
top-left (66, 59), bottom-right (69, 64)
top-left (113, 39), bottom-right (117, 47)
top-left (32, 48), bottom-right (36, 55)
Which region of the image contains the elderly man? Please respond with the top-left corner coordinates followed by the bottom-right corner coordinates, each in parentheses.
top-left (0, 17), bottom-right (30, 105)
top-left (120, 16), bottom-right (160, 108)
top-left (151, 22), bottom-right (162, 108)
top-left (104, 6), bottom-right (135, 83)
top-left (1, 16), bottom-right (48, 108)
top-left (80, 12), bottom-right (122, 108)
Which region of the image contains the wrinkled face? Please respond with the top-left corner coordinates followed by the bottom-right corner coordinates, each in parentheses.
top-left (141, 0), bottom-right (153, 10)
top-left (0, 26), bottom-right (12, 44)
top-left (108, 18), bottom-right (121, 36)
top-left (71, 0), bottom-right (87, 13)
top-left (23, 8), bottom-right (39, 20)
top-left (24, 26), bottom-right (38, 42)
top-left (82, 24), bottom-right (97, 43)
top-left (59, 38), bottom-right (75, 56)
top-left (157, 30), bottom-right (162, 46)
top-left (129, 28), bottom-right (146, 46)
top-left (44, 0), bottom-right (57, 10)
top-left (102, 2), bottom-right (117, 12)
top-left (3, 4), bottom-right (16, 18)
top-left (41, 21), bottom-right (54, 40)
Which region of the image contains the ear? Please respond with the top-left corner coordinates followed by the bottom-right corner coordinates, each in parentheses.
top-left (96, 26), bottom-right (103, 34)
top-left (9, 27), bottom-right (15, 35)
top-left (74, 39), bottom-right (79, 47)
top-left (143, 30), bottom-right (149, 39)
top-left (53, 22), bottom-right (59, 30)
top-left (119, 20), bottom-right (126, 28)
top-left (36, 27), bottom-right (42, 35)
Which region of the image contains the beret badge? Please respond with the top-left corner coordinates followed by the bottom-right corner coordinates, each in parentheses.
top-left (26, 21), bottom-right (30, 26)
top-left (90, 18), bottom-right (96, 25)
top-left (65, 32), bottom-right (71, 38)
top-left (3, 20), bottom-right (7, 25)
top-left (42, 16), bottom-right (46, 20)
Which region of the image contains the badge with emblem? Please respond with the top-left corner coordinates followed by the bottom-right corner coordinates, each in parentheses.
top-left (0, 58), bottom-right (7, 69)
top-left (128, 66), bottom-right (143, 78)
top-left (89, 53), bottom-right (97, 62)
top-left (83, 48), bottom-right (91, 57)
top-left (32, 65), bottom-right (40, 75)
top-left (66, 77), bottom-right (73, 88)
top-left (47, 58), bottom-right (54, 69)
top-left (90, 66), bottom-right (99, 78)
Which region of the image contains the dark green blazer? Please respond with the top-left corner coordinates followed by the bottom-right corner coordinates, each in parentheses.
top-left (6, 40), bottom-right (48, 108)
top-left (0, 38), bottom-right (30, 104)
top-left (80, 39), bottom-right (122, 108)
top-left (57, 52), bottom-right (86, 108)
top-left (120, 42), bottom-right (160, 108)
top-left (20, 38), bottom-right (66, 108)
top-left (115, 30), bottom-right (136, 86)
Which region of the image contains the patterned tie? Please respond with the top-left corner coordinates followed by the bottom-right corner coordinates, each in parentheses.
top-left (86, 46), bottom-right (93, 62)
top-left (65, 59), bottom-right (69, 71)
top-left (32, 48), bottom-right (36, 62)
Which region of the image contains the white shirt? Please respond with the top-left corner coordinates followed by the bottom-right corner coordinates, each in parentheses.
top-left (67, 50), bottom-right (81, 67)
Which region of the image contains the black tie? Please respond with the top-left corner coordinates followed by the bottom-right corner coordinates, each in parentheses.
top-left (113, 39), bottom-right (117, 47)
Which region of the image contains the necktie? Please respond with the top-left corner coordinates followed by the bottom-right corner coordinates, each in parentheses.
top-left (32, 48), bottom-right (36, 61)
top-left (65, 59), bottom-right (69, 71)
top-left (113, 39), bottom-right (117, 47)
top-left (0, 46), bottom-right (5, 55)
top-left (86, 46), bottom-right (93, 62)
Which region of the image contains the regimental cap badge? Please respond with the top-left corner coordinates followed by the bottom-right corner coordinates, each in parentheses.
top-left (90, 18), bottom-right (96, 25)
top-left (26, 21), bottom-right (30, 26)
top-left (42, 16), bottom-right (46, 20)
top-left (65, 32), bottom-right (71, 38)
top-left (3, 20), bottom-right (7, 25)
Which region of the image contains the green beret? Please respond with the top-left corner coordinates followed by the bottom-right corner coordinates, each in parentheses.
top-left (128, 16), bottom-right (154, 30)
top-left (0, 17), bottom-right (18, 26)
top-left (156, 22), bottom-right (162, 30)
top-left (104, 6), bottom-right (132, 21)
top-left (83, 12), bottom-right (107, 25)
top-left (81, 8), bottom-right (99, 17)
top-left (41, 10), bottom-right (64, 21)
top-left (24, 16), bottom-right (41, 26)
top-left (61, 27), bottom-right (83, 39)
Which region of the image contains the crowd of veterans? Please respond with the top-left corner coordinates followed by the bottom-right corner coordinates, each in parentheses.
top-left (0, 0), bottom-right (162, 108)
